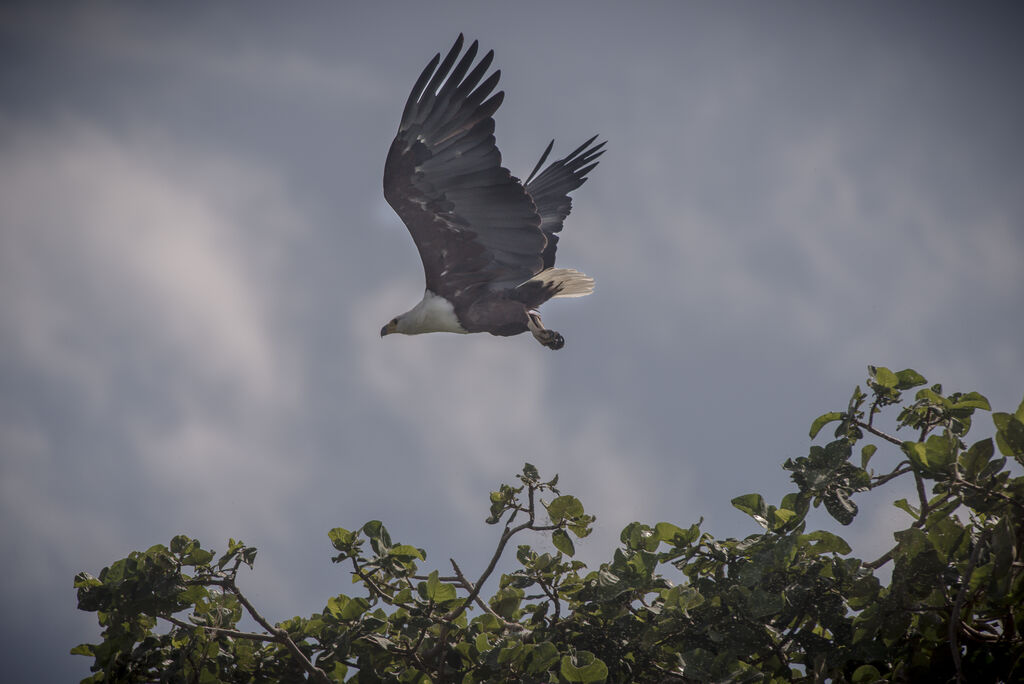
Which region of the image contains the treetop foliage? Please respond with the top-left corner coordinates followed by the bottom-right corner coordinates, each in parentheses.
top-left (74, 367), bottom-right (1024, 682)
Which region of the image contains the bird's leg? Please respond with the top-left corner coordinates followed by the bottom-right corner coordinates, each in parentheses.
top-left (527, 311), bottom-right (564, 350)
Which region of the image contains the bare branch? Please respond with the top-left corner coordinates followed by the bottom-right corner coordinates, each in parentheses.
top-left (411, 574), bottom-right (460, 582)
top-left (913, 466), bottom-right (930, 514)
top-left (160, 615), bottom-right (275, 643)
top-left (854, 420), bottom-right (903, 447)
top-left (864, 548), bottom-right (894, 571)
top-left (871, 463), bottom-right (912, 488)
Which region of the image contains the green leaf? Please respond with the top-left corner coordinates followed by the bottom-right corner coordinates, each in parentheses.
top-left (993, 412), bottom-right (1024, 461)
top-left (663, 585), bottom-right (699, 615)
top-left (926, 516), bottom-right (967, 558)
top-left (70, 643), bottom-right (94, 656)
top-left (824, 489), bottom-right (857, 525)
top-left (170, 535), bottom-right (192, 554)
top-left (185, 547), bottom-right (214, 566)
top-left (497, 642), bottom-right (523, 668)
top-left (677, 586), bottom-right (704, 613)
top-left (73, 572), bottom-right (101, 590)
top-left (525, 641), bottom-right (560, 674)
top-left (361, 520), bottom-right (392, 553)
top-left (893, 527), bottom-right (929, 562)
top-left (967, 561), bottom-right (994, 593)
top-left (620, 522), bottom-right (659, 551)
top-left (871, 366), bottom-right (899, 388)
top-left (895, 368), bottom-right (927, 389)
top-left (522, 462), bottom-right (540, 481)
top-left (852, 664), bottom-right (882, 683)
top-left (487, 485), bottom-right (517, 524)
top-left (860, 443), bottom-right (877, 470)
top-left (489, 586), bottom-right (524, 619)
top-left (924, 433), bottom-right (957, 471)
top-left (328, 595), bottom-right (370, 620)
top-left (959, 438), bottom-right (993, 479)
top-left (916, 387), bottom-right (950, 407)
top-left (546, 495), bottom-right (584, 523)
top-left (654, 521), bottom-right (698, 546)
top-left (389, 544), bottom-right (425, 562)
top-left (560, 651), bottom-right (608, 683)
top-left (767, 506), bottom-right (797, 530)
top-left (810, 412), bottom-right (844, 438)
top-left (424, 570), bottom-right (456, 603)
top-left (731, 493), bottom-right (768, 529)
top-left (328, 527), bottom-right (355, 551)
top-left (893, 498), bottom-right (920, 518)
top-left (746, 587), bottom-right (784, 618)
top-left (904, 441), bottom-right (929, 469)
top-left (950, 391), bottom-right (991, 411)
top-left (802, 530), bottom-right (851, 555)
top-left (552, 529), bottom-right (575, 557)
top-left (781, 492), bottom-right (809, 515)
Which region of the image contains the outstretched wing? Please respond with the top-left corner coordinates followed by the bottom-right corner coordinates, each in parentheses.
top-left (524, 136), bottom-right (606, 269)
top-left (383, 35), bottom-right (546, 300)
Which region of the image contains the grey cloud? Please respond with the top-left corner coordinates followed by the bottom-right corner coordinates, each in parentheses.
top-left (1, 3), bottom-right (1022, 680)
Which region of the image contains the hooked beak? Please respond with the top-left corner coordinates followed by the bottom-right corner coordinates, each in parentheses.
top-left (381, 320), bottom-right (396, 337)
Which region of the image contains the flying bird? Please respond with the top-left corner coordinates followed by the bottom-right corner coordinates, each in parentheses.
top-left (380, 35), bottom-right (604, 350)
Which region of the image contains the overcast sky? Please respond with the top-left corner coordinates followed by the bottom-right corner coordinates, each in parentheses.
top-left (2, 2), bottom-right (1023, 679)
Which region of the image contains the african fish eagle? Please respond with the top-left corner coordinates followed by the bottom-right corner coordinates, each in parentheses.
top-left (380, 34), bottom-right (604, 350)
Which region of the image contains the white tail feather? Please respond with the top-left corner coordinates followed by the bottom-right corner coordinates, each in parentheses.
top-left (524, 268), bottom-right (595, 298)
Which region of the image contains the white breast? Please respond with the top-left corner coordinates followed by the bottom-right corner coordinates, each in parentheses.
top-left (396, 290), bottom-right (467, 334)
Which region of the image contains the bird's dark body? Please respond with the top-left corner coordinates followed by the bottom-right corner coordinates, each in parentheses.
top-left (458, 279), bottom-right (562, 336)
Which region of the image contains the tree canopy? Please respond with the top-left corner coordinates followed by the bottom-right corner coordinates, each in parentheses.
top-left (74, 366), bottom-right (1024, 682)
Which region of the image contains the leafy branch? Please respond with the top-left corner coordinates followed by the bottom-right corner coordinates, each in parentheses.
top-left (74, 367), bottom-right (1024, 683)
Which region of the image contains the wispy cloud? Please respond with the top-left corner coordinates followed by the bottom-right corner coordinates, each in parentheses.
top-left (0, 120), bottom-right (312, 585)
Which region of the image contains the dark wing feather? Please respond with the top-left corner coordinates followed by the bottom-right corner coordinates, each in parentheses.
top-left (384, 35), bottom-right (546, 301)
top-left (524, 136), bottom-right (606, 268)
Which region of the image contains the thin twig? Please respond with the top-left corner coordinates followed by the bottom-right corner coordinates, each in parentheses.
top-left (854, 420), bottom-right (903, 447)
top-left (430, 483), bottom-right (559, 677)
top-left (955, 477), bottom-right (1024, 513)
top-left (161, 615), bottom-right (361, 670)
top-left (920, 407), bottom-right (932, 443)
top-left (911, 463), bottom-right (931, 517)
top-left (864, 493), bottom-right (952, 570)
top-left (444, 501), bottom-right (557, 625)
top-left (161, 615), bottom-right (274, 642)
top-left (950, 532), bottom-right (988, 682)
top-left (351, 558), bottom-right (402, 605)
top-left (535, 574), bottom-right (562, 625)
top-left (226, 578), bottom-right (333, 684)
top-left (449, 559), bottom-right (525, 631)
top-left (864, 548), bottom-right (894, 571)
top-left (871, 463), bottom-right (912, 487)
top-left (411, 574), bottom-right (460, 582)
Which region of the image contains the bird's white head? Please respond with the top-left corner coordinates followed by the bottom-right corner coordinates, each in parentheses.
top-left (380, 291), bottom-right (467, 338)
